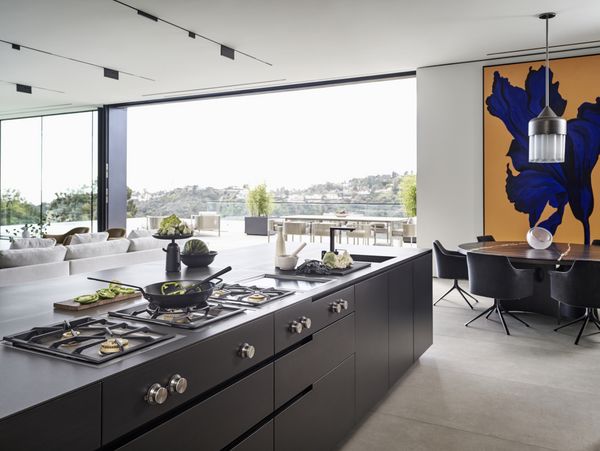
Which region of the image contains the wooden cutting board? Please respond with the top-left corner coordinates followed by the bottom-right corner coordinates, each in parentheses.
top-left (54, 292), bottom-right (142, 311)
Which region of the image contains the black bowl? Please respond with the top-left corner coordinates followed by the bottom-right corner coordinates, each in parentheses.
top-left (181, 251), bottom-right (217, 267)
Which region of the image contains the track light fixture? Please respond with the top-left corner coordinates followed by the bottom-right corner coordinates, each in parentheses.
top-left (220, 45), bottom-right (235, 60)
top-left (11, 43), bottom-right (20, 50)
top-left (111, 0), bottom-right (271, 65)
top-left (16, 84), bottom-right (32, 94)
top-left (103, 68), bottom-right (119, 80)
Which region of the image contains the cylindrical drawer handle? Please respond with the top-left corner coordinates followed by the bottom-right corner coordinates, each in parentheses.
top-left (169, 374), bottom-right (188, 394)
top-left (146, 383), bottom-right (168, 405)
top-left (238, 343), bottom-right (256, 359)
top-left (300, 316), bottom-right (312, 329)
top-left (289, 320), bottom-right (303, 334)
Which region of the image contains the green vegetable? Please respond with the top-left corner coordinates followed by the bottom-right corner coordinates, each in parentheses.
top-left (157, 214), bottom-right (192, 236)
top-left (322, 251), bottom-right (337, 269)
top-left (74, 294), bottom-right (99, 304)
top-left (322, 250), bottom-right (353, 269)
top-left (97, 288), bottom-right (116, 299)
top-left (109, 281), bottom-right (136, 295)
top-left (161, 281), bottom-right (182, 295)
top-left (183, 239), bottom-right (209, 255)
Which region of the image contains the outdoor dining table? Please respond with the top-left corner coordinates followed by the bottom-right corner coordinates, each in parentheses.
top-left (282, 214), bottom-right (406, 245)
top-left (457, 241), bottom-right (599, 319)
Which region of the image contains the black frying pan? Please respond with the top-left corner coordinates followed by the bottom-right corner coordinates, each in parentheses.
top-left (88, 266), bottom-right (232, 309)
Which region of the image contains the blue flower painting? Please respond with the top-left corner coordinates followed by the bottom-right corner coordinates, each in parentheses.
top-left (486, 66), bottom-right (600, 245)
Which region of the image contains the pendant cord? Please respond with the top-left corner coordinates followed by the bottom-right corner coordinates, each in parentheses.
top-left (545, 16), bottom-right (549, 107)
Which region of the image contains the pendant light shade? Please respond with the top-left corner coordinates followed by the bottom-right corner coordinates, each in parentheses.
top-left (528, 12), bottom-right (567, 163)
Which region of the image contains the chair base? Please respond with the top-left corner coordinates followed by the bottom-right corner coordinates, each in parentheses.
top-left (465, 299), bottom-right (529, 336)
top-left (554, 308), bottom-right (600, 345)
top-left (434, 279), bottom-right (480, 309)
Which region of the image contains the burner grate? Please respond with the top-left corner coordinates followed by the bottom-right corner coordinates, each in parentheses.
top-left (3, 317), bottom-right (174, 364)
top-left (109, 301), bottom-right (244, 329)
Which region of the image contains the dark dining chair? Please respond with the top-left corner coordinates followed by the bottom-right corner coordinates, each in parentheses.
top-left (549, 260), bottom-right (600, 345)
top-left (476, 235), bottom-right (496, 242)
top-left (465, 252), bottom-right (534, 335)
top-left (433, 240), bottom-right (479, 309)
top-left (591, 240), bottom-right (600, 246)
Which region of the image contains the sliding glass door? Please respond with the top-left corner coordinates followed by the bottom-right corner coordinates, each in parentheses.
top-left (0, 111), bottom-right (98, 246)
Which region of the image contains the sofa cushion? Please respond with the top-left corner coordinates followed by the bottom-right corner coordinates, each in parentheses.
top-left (0, 261), bottom-right (70, 287)
top-left (65, 239), bottom-right (129, 260)
top-left (0, 246), bottom-right (67, 268)
top-left (127, 229), bottom-right (153, 239)
top-left (9, 237), bottom-right (56, 249)
top-left (70, 231), bottom-right (109, 245)
top-left (128, 237), bottom-right (163, 252)
top-left (69, 248), bottom-right (163, 275)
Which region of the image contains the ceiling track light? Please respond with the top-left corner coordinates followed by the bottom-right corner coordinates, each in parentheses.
top-left (528, 12), bottom-right (567, 163)
top-left (16, 84), bottom-right (32, 94)
top-left (103, 68), bottom-right (119, 80)
top-left (111, 0), bottom-right (272, 66)
top-left (220, 45), bottom-right (235, 60)
top-left (136, 9), bottom-right (158, 22)
top-left (1, 39), bottom-right (154, 82)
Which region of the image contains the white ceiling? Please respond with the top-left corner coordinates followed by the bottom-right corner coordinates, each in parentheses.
top-left (0, 0), bottom-right (599, 118)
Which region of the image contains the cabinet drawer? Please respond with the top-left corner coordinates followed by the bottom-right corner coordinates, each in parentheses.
top-left (274, 355), bottom-right (355, 451)
top-left (103, 314), bottom-right (274, 444)
top-left (0, 383), bottom-right (101, 451)
top-left (229, 420), bottom-right (273, 451)
top-left (118, 363), bottom-right (273, 451)
top-left (274, 313), bottom-right (354, 408)
top-left (275, 286), bottom-right (354, 352)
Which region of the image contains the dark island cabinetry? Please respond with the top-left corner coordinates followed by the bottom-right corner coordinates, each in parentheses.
top-left (0, 248), bottom-right (432, 451)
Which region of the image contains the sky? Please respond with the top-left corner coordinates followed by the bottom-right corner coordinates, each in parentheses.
top-left (127, 77), bottom-right (416, 192)
top-left (0, 78), bottom-right (416, 204)
top-left (0, 112), bottom-right (97, 203)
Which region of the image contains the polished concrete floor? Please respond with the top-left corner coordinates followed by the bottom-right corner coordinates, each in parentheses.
top-left (339, 277), bottom-right (600, 451)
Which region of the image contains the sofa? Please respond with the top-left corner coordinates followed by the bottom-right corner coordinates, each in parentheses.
top-left (0, 231), bottom-right (184, 287)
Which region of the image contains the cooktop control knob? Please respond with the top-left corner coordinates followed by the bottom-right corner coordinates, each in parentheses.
top-left (300, 316), bottom-right (312, 330)
top-left (239, 343), bottom-right (256, 359)
top-left (289, 320), bottom-right (303, 334)
top-left (330, 301), bottom-right (343, 314)
top-left (169, 374), bottom-right (188, 394)
top-left (339, 299), bottom-right (349, 310)
top-left (146, 383), bottom-right (168, 405)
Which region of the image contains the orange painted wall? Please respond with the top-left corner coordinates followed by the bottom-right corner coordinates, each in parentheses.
top-left (483, 54), bottom-right (600, 244)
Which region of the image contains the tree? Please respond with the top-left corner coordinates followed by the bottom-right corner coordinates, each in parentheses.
top-left (400, 175), bottom-right (417, 217)
top-left (47, 186), bottom-right (93, 222)
top-left (1, 189), bottom-right (40, 225)
top-left (246, 183), bottom-right (273, 216)
top-left (127, 187), bottom-right (138, 218)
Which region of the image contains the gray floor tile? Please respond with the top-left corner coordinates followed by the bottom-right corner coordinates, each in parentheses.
top-left (339, 411), bottom-right (552, 451)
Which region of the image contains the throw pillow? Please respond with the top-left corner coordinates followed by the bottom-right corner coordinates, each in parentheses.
top-left (9, 237), bottom-right (56, 249)
top-left (70, 232), bottom-right (109, 245)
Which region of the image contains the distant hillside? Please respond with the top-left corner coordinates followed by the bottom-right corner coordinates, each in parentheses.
top-left (131, 172), bottom-right (415, 218)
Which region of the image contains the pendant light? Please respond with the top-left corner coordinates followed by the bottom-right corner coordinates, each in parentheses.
top-left (528, 12), bottom-right (567, 163)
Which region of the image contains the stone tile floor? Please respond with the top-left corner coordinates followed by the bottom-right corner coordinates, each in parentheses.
top-left (338, 277), bottom-right (600, 451)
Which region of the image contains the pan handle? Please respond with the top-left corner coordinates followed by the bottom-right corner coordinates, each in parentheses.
top-left (202, 266), bottom-right (232, 284)
top-left (87, 277), bottom-right (147, 296)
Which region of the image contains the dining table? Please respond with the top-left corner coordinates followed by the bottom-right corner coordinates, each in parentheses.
top-left (457, 241), bottom-right (599, 319)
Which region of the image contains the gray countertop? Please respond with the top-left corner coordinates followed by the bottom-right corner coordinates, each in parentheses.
top-left (0, 243), bottom-right (429, 421)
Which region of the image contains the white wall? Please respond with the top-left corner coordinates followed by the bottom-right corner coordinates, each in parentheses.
top-left (416, 49), bottom-right (597, 252)
top-left (417, 62), bottom-right (483, 250)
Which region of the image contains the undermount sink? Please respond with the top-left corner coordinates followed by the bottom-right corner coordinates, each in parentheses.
top-left (349, 254), bottom-right (394, 263)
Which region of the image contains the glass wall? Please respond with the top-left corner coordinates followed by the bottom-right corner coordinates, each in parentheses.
top-left (126, 77), bottom-right (416, 232)
top-left (0, 111), bottom-right (98, 246)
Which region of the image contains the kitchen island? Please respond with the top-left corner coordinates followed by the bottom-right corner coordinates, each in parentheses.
top-left (0, 243), bottom-right (432, 451)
